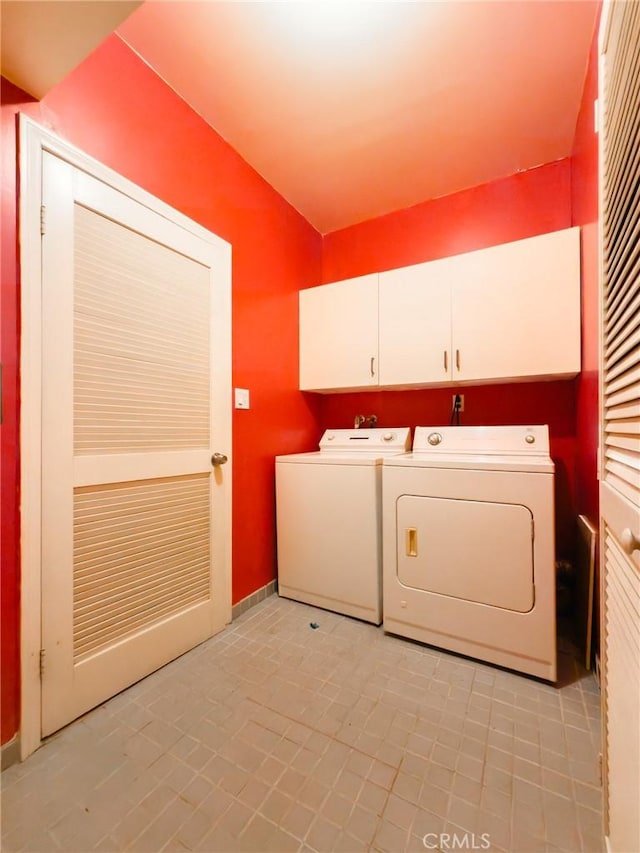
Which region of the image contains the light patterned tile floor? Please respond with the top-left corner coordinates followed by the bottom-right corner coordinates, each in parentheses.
top-left (1, 596), bottom-right (603, 853)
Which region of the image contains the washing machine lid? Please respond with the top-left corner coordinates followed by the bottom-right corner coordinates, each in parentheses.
top-left (276, 427), bottom-right (411, 464)
top-left (386, 425), bottom-right (554, 473)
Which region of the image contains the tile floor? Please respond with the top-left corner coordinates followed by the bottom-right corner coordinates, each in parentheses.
top-left (1, 596), bottom-right (603, 853)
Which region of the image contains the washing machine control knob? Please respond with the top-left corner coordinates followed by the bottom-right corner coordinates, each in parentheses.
top-left (525, 434), bottom-right (536, 444)
top-left (382, 432), bottom-right (395, 442)
top-left (427, 432), bottom-right (442, 446)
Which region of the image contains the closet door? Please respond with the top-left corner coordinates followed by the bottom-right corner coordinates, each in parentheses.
top-left (40, 152), bottom-right (231, 736)
top-left (599, 3), bottom-right (640, 851)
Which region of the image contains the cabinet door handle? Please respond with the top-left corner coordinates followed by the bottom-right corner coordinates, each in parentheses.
top-left (443, 350), bottom-right (448, 372)
top-left (370, 356), bottom-right (375, 378)
top-left (455, 349), bottom-right (461, 371)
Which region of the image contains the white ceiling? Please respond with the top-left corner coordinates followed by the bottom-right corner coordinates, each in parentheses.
top-left (2, 1), bottom-right (599, 234)
top-left (118, 1), bottom-right (599, 232)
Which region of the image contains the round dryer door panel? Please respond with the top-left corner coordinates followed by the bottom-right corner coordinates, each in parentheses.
top-left (396, 495), bottom-right (534, 613)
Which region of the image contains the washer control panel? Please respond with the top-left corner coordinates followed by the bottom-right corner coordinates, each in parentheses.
top-left (320, 428), bottom-right (411, 453)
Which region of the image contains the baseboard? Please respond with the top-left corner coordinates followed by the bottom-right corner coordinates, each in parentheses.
top-left (1, 735), bottom-right (21, 771)
top-left (232, 580), bottom-right (277, 621)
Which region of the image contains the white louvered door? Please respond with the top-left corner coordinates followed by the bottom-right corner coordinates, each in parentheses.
top-left (40, 152), bottom-right (231, 736)
top-left (599, 3), bottom-right (640, 851)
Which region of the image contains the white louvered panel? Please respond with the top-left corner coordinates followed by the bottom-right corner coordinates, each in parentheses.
top-left (603, 475), bottom-right (640, 508)
top-left (602, 0), bottom-right (640, 511)
top-left (605, 234), bottom-right (640, 309)
top-left (604, 527), bottom-right (640, 851)
top-left (606, 269), bottom-right (640, 345)
top-left (603, 390), bottom-right (640, 499)
top-left (606, 449), bottom-right (640, 473)
top-left (607, 435), bottom-right (640, 452)
top-left (73, 475), bottom-right (211, 661)
top-left (602, 434), bottom-right (640, 502)
top-left (603, 129), bottom-right (639, 237)
top-left (605, 460), bottom-right (640, 489)
top-left (606, 346), bottom-right (640, 389)
top-left (601, 5), bottom-right (640, 847)
top-left (603, 76), bottom-right (639, 191)
top-left (603, 174), bottom-right (639, 267)
top-left (602, 6), bottom-right (639, 178)
top-left (605, 401), bottom-right (640, 423)
top-left (604, 303), bottom-right (640, 365)
top-left (606, 376), bottom-right (640, 407)
top-left (605, 262), bottom-right (640, 328)
top-left (605, 249), bottom-right (640, 327)
top-left (74, 204), bottom-right (210, 454)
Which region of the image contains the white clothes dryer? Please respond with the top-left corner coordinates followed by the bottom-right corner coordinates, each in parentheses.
top-left (382, 426), bottom-right (557, 680)
top-left (276, 428), bottom-right (411, 624)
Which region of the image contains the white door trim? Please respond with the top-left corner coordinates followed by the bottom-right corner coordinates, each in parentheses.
top-left (19, 115), bottom-right (232, 760)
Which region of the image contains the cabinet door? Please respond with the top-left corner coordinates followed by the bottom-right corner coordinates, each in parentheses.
top-left (451, 227), bottom-right (581, 383)
top-left (299, 274), bottom-right (378, 391)
top-left (379, 258), bottom-right (453, 386)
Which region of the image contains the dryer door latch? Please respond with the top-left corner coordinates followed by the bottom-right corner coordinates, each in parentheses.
top-left (405, 528), bottom-right (418, 557)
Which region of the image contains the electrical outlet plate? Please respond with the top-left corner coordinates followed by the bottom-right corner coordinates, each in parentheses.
top-left (234, 388), bottom-right (250, 409)
top-left (452, 393), bottom-right (465, 412)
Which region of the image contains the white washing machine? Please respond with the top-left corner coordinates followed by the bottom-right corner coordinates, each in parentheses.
top-left (276, 427), bottom-right (411, 624)
top-left (383, 425), bottom-right (557, 680)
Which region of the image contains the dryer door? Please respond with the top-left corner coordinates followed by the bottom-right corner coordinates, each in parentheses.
top-left (396, 496), bottom-right (534, 612)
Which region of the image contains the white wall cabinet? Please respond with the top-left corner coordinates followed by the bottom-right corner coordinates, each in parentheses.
top-left (299, 273), bottom-right (379, 391)
top-left (450, 228), bottom-right (581, 383)
top-left (300, 227), bottom-right (581, 392)
top-left (378, 254), bottom-right (457, 386)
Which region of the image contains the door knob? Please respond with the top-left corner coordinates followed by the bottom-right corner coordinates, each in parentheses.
top-left (211, 452), bottom-right (228, 466)
top-left (621, 528), bottom-right (640, 556)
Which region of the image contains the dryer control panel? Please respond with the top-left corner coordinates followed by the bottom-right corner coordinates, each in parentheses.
top-left (413, 425), bottom-right (550, 456)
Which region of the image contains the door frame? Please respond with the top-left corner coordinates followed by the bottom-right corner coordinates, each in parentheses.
top-left (19, 115), bottom-right (232, 760)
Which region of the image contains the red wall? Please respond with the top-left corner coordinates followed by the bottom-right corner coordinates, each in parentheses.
top-left (0, 80), bottom-right (30, 748)
top-left (0, 36), bottom-right (322, 745)
top-left (319, 161), bottom-right (579, 560)
top-left (571, 16), bottom-right (600, 526)
top-left (570, 14), bottom-right (601, 653)
top-left (323, 161), bottom-right (572, 280)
